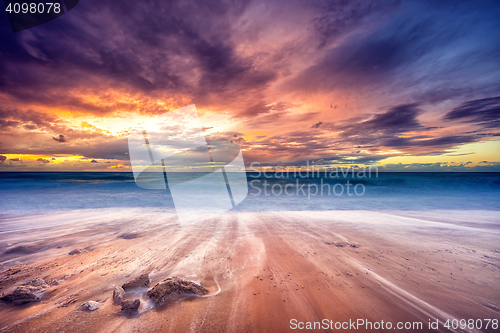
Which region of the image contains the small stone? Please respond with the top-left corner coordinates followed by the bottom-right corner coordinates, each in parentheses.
top-left (81, 301), bottom-right (100, 311)
top-left (121, 299), bottom-right (140, 312)
top-left (69, 249), bottom-right (83, 255)
top-left (113, 286), bottom-right (124, 304)
top-left (122, 273), bottom-right (149, 291)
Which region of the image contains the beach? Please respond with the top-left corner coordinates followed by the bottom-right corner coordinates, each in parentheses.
top-left (1, 205), bottom-right (499, 332)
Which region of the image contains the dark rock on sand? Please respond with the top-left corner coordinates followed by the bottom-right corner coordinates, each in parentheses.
top-left (23, 278), bottom-right (47, 287)
top-left (69, 249), bottom-right (85, 255)
top-left (122, 273), bottom-right (149, 291)
top-left (113, 286), bottom-right (124, 304)
top-left (147, 277), bottom-right (208, 305)
top-left (81, 301), bottom-right (100, 311)
top-left (1, 286), bottom-right (41, 305)
top-left (1, 277), bottom-right (49, 305)
top-left (121, 299), bottom-right (140, 312)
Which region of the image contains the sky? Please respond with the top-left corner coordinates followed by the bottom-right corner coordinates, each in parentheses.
top-left (1, 0), bottom-right (499, 172)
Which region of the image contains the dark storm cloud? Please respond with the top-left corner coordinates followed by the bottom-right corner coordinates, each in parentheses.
top-left (2, 0), bottom-right (499, 115)
top-left (287, 16), bottom-right (443, 92)
top-left (52, 134), bottom-right (66, 142)
top-left (0, 0), bottom-right (430, 119)
top-left (287, 1), bottom-right (500, 104)
top-left (330, 104), bottom-right (478, 151)
top-left (0, 0), bottom-right (276, 115)
top-left (0, 107), bottom-right (58, 130)
top-left (0, 120), bottom-right (20, 130)
top-left (337, 104), bottom-right (424, 137)
top-left (445, 96), bottom-right (500, 128)
top-left (311, 121), bottom-right (323, 129)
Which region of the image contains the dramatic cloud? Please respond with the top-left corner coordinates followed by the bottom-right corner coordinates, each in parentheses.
top-left (0, 119), bottom-right (20, 130)
top-left (311, 121), bottom-right (323, 129)
top-left (52, 134), bottom-right (66, 142)
top-left (0, 108), bottom-right (60, 132)
top-left (338, 104), bottom-right (424, 136)
top-left (0, 0), bottom-right (499, 170)
top-left (285, 1), bottom-right (500, 106)
top-left (445, 96), bottom-right (500, 128)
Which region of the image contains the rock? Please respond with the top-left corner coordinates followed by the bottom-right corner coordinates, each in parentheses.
top-left (113, 286), bottom-right (124, 304)
top-left (51, 280), bottom-right (63, 286)
top-left (0, 278), bottom-right (48, 305)
top-left (1, 286), bottom-right (40, 305)
top-left (81, 301), bottom-right (101, 311)
top-left (147, 277), bottom-right (208, 305)
top-left (122, 273), bottom-right (149, 291)
top-left (69, 249), bottom-right (84, 255)
top-left (16, 285), bottom-right (40, 293)
top-left (121, 299), bottom-right (140, 312)
top-left (23, 278), bottom-right (47, 287)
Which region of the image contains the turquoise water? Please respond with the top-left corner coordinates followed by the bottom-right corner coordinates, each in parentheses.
top-left (0, 172), bottom-right (499, 216)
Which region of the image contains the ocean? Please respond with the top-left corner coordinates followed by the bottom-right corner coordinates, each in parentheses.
top-left (1, 172), bottom-right (499, 217)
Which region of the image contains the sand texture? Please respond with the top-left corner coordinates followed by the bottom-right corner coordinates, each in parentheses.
top-left (0, 208), bottom-right (499, 332)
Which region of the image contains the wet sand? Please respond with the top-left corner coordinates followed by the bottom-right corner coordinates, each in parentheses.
top-left (0, 208), bottom-right (499, 332)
